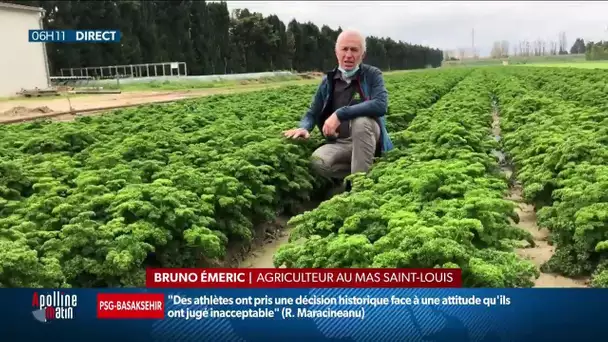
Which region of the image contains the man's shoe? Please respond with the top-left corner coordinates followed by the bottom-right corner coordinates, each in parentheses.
top-left (344, 180), bottom-right (352, 192)
top-left (326, 184), bottom-right (345, 198)
top-left (325, 178), bottom-right (347, 198)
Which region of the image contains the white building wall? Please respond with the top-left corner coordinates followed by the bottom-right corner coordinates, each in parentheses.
top-left (0, 5), bottom-right (49, 97)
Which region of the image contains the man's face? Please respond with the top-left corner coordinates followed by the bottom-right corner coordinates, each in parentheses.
top-left (335, 33), bottom-right (364, 70)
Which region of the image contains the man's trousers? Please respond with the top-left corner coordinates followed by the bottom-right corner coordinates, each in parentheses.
top-left (310, 116), bottom-right (381, 180)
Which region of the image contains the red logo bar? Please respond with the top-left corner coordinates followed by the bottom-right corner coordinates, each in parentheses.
top-left (97, 293), bottom-right (165, 319)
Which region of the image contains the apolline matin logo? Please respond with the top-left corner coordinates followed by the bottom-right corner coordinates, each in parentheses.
top-left (32, 291), bottom-right (78, 323)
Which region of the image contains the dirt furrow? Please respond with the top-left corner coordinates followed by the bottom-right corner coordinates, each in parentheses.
top-left (239, 216), bottom-right (292, 268)
top-left (491, 104), bottom-right (587, 288)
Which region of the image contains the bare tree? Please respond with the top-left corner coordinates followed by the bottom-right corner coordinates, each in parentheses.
top-left (490, 41), bottom-right (500, 58)
top-left (532, 39), bottom-right (539, 56)
top-left (558, 31), bottom-right (568, 54)
top-left (500, 40), bottom-right (510, 57)
top-left (541, 41), bottom-right (546, 56)
top-left (524, 40), bottom-right (532, 57)
top-left (549, 41), bottom-right (557, 55)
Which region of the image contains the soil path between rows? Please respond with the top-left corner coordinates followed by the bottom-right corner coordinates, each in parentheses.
top-left (236, 201), bottom-right (321, 268)
top-left (239, 216), bottom-right (293, 268)
top-left (491, 103), bottom-right (587, 287)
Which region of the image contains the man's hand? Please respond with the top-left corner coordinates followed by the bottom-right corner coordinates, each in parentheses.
top-left (283, 128), bottom-right (310, 139)
top-left (322, 113), bottom-right (340, 137)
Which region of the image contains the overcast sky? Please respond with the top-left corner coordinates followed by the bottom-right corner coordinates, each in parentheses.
top-left (224, 1), bottom-right (608, 57)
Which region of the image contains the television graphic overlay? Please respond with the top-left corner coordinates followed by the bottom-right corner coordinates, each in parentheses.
top-left (31, 291), bottom-right (78, 323)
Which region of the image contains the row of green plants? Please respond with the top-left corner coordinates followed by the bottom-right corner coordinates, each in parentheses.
top-left (0, 69), bottom-right (470, 287)
top-left (273, 69), bottom-right (539, 287)
top-left (490, 67), bottom-right (608, 287)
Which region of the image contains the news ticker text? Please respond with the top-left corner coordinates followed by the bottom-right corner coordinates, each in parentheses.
top-left (97, 293), bottom-right (512, 320)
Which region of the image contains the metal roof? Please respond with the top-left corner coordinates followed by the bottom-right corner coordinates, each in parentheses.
top-left (0, 2), bottom-right (45, 13)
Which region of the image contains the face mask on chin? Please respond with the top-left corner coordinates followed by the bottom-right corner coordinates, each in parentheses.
top-left (338, 64), bottom-right (360, 79)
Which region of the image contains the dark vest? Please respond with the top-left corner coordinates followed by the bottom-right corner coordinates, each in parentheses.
top-left (322, 70), bottom-right (367, 141)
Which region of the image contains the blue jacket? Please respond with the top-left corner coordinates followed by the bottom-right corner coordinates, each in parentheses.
top-left (298, 64), bottom-right (394, 156)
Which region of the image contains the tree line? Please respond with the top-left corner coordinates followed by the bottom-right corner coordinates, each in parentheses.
top-left (488, 32), bottom-right (570, 58)
top-left (5, 0), bottom-right (443, 75)
top-left (584, 40), bottom-right (608, 61)
top-left (570, 38), bottom-right (608, 60)
top-left (487, 35), bottom-right (608, 61)
top-left (484, 34), bottom-right (608, 61)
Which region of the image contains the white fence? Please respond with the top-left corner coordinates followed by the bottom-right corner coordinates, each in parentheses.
top-left (56, 71), bottom-right (296, 86)
top-left (60, 62), bottom-right (187, 79)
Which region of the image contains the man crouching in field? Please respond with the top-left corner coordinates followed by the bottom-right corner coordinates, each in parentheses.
top-left (283, 29), bottom-right (393, 194)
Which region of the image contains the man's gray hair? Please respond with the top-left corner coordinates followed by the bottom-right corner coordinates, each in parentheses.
top-left (336, 28), bottom-right (367, 53)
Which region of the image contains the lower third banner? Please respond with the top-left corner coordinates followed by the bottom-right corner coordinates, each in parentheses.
top-left (2, 288), bottom-right (605, 341)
